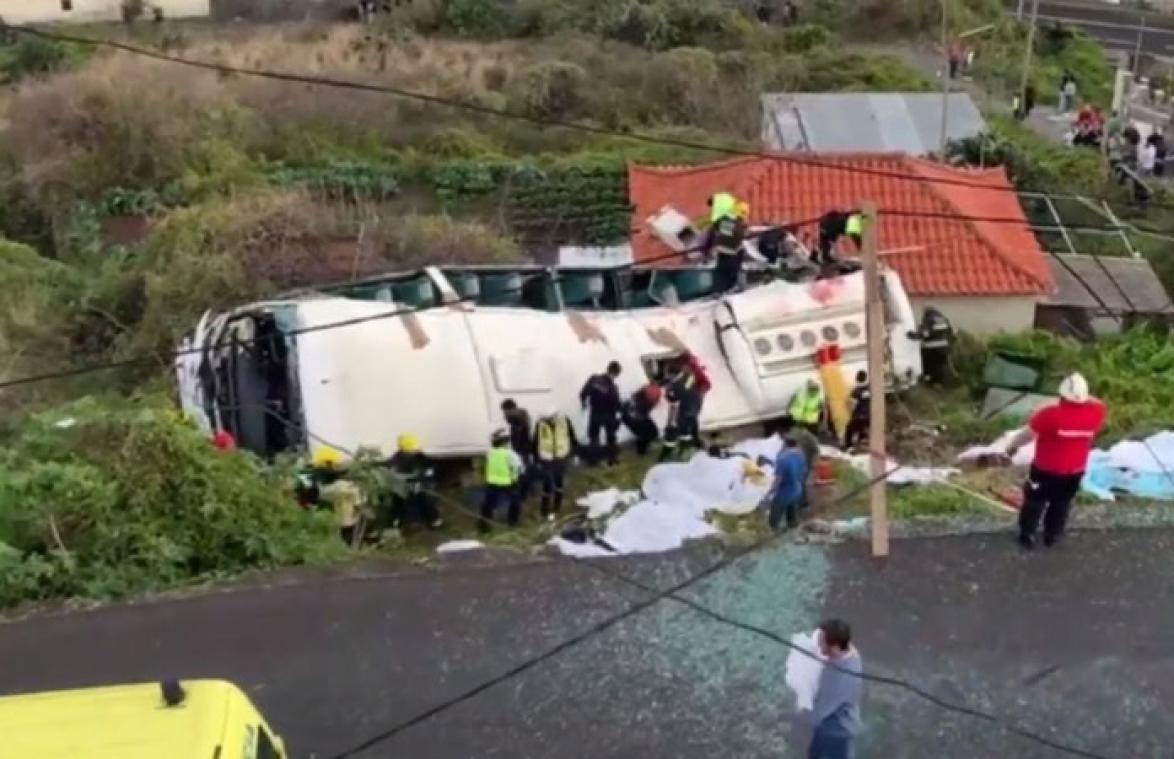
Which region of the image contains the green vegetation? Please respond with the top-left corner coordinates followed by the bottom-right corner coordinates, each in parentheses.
top-left (0, 395), bottom-right (342, 608)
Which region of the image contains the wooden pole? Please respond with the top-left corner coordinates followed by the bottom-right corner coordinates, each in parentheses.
top-left (861, 202), bottom-right (888, 558)
top-left (1018, 0), bottom-right (1040, 115)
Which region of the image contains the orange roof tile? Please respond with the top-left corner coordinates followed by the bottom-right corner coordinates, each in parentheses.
top-left (628, 154), bottom-right (1052, 297)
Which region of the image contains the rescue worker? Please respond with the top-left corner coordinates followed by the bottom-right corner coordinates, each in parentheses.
top-left (1006, 373), bottom-right (1106, 550)
top-left (816, 210), bottom-right (863, 265)
top-left (385, 434), bottom-right (443, 532)
top-left (779, 414), bottom-right (820, 511)
top-left (313, 448), bottom-right (368, 547)
top-left (789, 378), bottom-right (825, 435)
top-left (843, 371), bottom-right (870, 452)
top-left (480, 428), bottom-right (524, 532)
top-left (660, 353), bottom-right (711, 461)
top-left (501, 398), bottom-right (535, 500)
top-left (768, 435), bottom-right (808, 531)
top-left (580, 361), bottom-right (623, 467)
top-left (705, 201), bottom-right (749, 294)
top-left (706, 191), bottom-right (738, 223)
top-left (621, 380), bottom-right (663, 456)
top-left (533, 409), bottom-right (578, 520)
top-left (918, 307), bottom-right (954, 385)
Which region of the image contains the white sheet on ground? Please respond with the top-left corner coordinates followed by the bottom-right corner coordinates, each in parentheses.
top-left (1085, 431), bottom-right (1174, 501)
top-left (553, 436), bottom-right (969, 558)
top-left (784, 629), bottom-right (826, 711)
top-left (956, 428), bottom-right (1034, 467)
top-left (576, 488), bottom-right (640, 519)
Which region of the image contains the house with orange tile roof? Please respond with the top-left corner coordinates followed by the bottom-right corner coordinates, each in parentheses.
top-left (628, 153), bottom-right (1054, 334)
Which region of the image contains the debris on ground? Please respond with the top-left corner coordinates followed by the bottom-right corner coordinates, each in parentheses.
top-left (436, 540), bottom-right (485, 554)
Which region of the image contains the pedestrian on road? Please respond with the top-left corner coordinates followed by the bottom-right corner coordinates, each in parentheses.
top-left (1059, 71), bottom-right (1077, 113)
top-left (767, 435), bottom-right (807, 531)
top-left (1006, 373), bottom-right (1106, 550)
top-left (804, 619), bottom-right (863, 759)
top-left (947, 39), bottom-right (962, 80)
top-left (580, 361), bottom-right (623, 467)
top-left (480, 429), bottom-right (524, 532)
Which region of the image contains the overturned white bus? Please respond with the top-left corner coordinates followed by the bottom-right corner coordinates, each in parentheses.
top-left (176, 262), bottom-right (924, 461)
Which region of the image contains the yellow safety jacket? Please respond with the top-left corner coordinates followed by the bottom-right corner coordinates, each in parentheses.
top-left (789, 388), bottom-right (823, 425)
top-left (320, 480), bottom-right (364, 528)
top-left (845, 214), bottom-right (863, 237)
top-left (536, 416), bottom-right (572, 461)
top-left (485, 447), bottom-right (516, 486)
top-left (709, 192), bottom-right (737, 223)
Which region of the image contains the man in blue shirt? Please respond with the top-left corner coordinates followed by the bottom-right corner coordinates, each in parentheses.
top-left (769, 436), bottom-right (808, 531)
top-left (804, 618), bottom-right (863, 759)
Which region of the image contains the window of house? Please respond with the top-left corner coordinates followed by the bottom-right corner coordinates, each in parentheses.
top-left (61, 0), bottom-right (74, 10)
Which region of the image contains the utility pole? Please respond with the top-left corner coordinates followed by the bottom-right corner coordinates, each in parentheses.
top-left (939, 0), bottom-right (950, 155)
top-left (861, 202), bottom-right (888, 558)
top-left (1018, 0), bottom-right (1040, 119)
top-left (1016, 0), bottom-right (1024, 20)
top-left (1134, 14), bottom-right (1146, 77)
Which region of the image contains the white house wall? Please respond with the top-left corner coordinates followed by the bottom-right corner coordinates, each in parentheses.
top-left (0, 0), bottom-right (210, 23)
top-left (911, 295), bottom-right (1038, 335)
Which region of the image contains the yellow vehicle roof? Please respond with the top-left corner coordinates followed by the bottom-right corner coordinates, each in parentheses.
top-left (1, 679), bottom-right (254, 758)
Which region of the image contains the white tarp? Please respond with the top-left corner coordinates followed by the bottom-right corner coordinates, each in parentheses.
top-left (553, 437), bottom-right (960, 558)
top-left (958, 428), bottom-right (1174, 502)
top-left (784, 629), bottom-right (827, 711)
top-left (1085, 431), bottom-right (1174, 501)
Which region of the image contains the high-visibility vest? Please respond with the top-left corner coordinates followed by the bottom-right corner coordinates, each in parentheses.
top-left (789, 388), bottom-right (823, 425)
top-left (485, 447), bottom-right (516, 486)
top-left (536, 415), bottom-right (572, 461)
top-left (845, 214), bottom-right (863, 237)
top-left (710, 192), bottom-right (737, 222)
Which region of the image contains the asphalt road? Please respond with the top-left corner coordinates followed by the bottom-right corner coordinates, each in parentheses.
top-left (2, 530), bottom-right (1174, 758)
top-left (1012, 0), bottom-right (1174, 55)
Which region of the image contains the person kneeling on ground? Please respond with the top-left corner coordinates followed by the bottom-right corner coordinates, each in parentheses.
top-left (767, 435), bottom-right (807, 531)
top-left (385, 433), bottom-right (444, 534)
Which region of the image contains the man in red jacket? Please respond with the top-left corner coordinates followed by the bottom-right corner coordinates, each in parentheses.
top-left (1006, 373), bottom-right (1106, 550)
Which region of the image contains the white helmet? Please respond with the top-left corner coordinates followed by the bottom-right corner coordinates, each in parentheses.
top-left (1058, 372), bottom-right (1090, 403)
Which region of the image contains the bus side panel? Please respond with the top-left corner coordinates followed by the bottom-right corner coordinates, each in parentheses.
top-left (293, 300), bottom-right (488, 458)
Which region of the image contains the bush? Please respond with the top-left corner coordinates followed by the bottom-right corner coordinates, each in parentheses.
top-left (507, 60), bottom-right (588, 119)
top-left (642, 47), bottom-right (720, 125)
top-left (0, 395), bottom-right (342, 607)
top-left (0, 35), bottom-right (86, 83)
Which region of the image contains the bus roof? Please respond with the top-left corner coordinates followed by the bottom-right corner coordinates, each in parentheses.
top-left (1, 680), bottom-right (241, 758)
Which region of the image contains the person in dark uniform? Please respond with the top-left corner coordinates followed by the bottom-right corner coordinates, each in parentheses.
top-left (918, 307), bottom-right (954, 385)
top-left (659, 355), bottom-right (709, 461)
top-left (621, 381), bottom-right (663, 456)
top-left (843, 371), bottom-right (871, 452)
top-left (816, 210), bottom-right (862, 265)
top-left (580, 361), bottom-right (623, 466)
top-left (705, 202), bottom-right (749, 294)
top-left (501, 398), bottom-right (534, 499)
top-left (385, 434), bottom-right (443, 532)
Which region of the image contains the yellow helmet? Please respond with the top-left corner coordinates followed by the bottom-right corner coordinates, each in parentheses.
top-left (735, 201), bottom-right (750, 220)
top-left (312, 447), bottom-right (343, 470)
top-left (398, 434), bottom-right (421, 453)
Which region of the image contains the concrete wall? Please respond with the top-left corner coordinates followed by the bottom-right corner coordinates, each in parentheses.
top-left (0, 0), bottom-right (209, 23)
top-left (910, 295), bottom-right (1038, 335)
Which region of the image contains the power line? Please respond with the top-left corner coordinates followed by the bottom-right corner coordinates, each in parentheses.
top-left (0, 203), bottom-right (1159, 395)
top-left (8, 18), bottom-right (1174, 225)
top-left (229, 402), bottom-right (1112, 759)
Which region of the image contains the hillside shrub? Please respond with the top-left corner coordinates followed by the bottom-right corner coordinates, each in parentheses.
top-left (507, 60), bottom-right (588, 119)
top-left (0, 395), bottom-right (341, 607)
